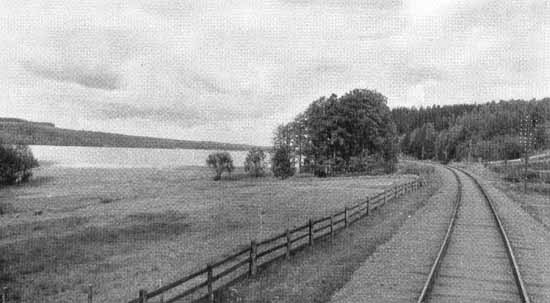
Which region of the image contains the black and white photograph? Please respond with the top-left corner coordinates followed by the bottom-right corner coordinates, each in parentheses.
top-left (1, 1), bottom-right (549, 302)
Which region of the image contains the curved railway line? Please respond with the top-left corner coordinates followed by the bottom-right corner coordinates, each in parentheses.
top-left (417, 167), bottom-right (531, 302)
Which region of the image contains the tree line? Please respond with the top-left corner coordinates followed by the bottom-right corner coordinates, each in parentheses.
top-left (394, 99), bottom-right (550, 162)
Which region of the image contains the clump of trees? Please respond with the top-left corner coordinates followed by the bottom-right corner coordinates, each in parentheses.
top-left (206, 152), bottom-right (234, 180)
top-left (244, 148), bottom-right (267, 177)
top-left (394, 99), bottom-right (550, 162)
top-left (0, 143), bottom-right (39, 185)
top-left (272, 89), bottom-right (398, 177)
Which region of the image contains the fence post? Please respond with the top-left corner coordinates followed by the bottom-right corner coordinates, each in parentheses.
top-left (250, 240), bottom-right (257, 276)
top-left (344, 207), bottom-right (349, 228)
top-left (308, 219), bottom-right (314, 246)
top-left (366, 198), bottom-right (370, 216)
top-left (88, 284), bottom-right (93, 303)
top-left (383, 190), bottom-right (386, 205)
top-left (330, 215), bottom-right (334, 241)
top-left (159, 280), bottom-right (164, 303)
top-left (139, 289), bottom-right (148, 303)
top-left (207, 264), bottom-right (214, 303)
top-left (2, 287), bottom-right (7, 303)
top-left (285, 229), bottom-right (291, 259)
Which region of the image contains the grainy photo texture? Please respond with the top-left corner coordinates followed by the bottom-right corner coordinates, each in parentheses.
top-left (1, 1), bottom-right (549, 303)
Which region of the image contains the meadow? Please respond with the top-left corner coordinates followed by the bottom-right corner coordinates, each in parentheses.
top-left (0, 163), bottom-right (416, 303)
top-left (487, 153), bottom-right (550, 194)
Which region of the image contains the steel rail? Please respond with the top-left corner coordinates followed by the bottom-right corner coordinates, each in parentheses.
top-left (457, 167), bottom-right (531, 303)
top-left (416, 167), bottom-right (462, 302)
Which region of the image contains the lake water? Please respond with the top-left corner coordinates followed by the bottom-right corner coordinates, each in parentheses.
top-left (30, 145), bottom-right (250, 168)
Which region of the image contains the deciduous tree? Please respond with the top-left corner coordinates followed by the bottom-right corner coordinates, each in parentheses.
top-left (206, 152), bottom-right (234, 180)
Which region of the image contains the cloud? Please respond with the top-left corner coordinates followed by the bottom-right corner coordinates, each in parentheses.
top-left (401, 66), bottom-right (446, 85)
top-left (94, 102), bottom-right (199, 122)
top-left (0, 0), bottom-right (549, 145)
top-left (280, 0), bottom-right (403, 10)
top-left (21, 60), bottom-right (123, 90)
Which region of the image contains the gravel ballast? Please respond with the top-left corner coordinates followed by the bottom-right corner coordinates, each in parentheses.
top-left (330, 165), bottom-right (458, 303)
top-left (428, 170), bottom-right (519, 302)
top-left (469, 169), bottom-right (550, 302)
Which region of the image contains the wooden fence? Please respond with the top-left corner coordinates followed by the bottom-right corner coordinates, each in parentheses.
top-left (0, 178), bottom-right (422, 303)
top-left (116, 178), bottom-right (423, 303)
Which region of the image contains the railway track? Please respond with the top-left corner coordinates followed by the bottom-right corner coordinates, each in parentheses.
top-left (417, 167), bottom-right (530, 303)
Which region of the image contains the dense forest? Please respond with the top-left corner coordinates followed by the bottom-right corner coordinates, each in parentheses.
top-left (392, 99), bottom-right (550, 162)
top-left (273, 89), bottom-right (398, 176)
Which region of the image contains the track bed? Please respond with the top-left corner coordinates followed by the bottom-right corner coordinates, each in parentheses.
top-left (426, 170), bottom-right (521, 302)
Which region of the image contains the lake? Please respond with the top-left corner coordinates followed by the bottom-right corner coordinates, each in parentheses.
top-left (30, 145), bottom-right (250, 168)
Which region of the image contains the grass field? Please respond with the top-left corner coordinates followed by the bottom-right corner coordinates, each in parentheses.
top-left (0, 165), bottom-right (416, 303)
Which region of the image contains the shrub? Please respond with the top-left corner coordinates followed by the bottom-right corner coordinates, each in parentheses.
top-left (0, 144), bottom-right (39, 185)
top-left (271, 146), bottom-right (295, 179)
top-left (206, 152), bottom-right (234, 181)
top-left (0, 202), bottom-right (15, 215)
top-left (244, 148), bottom-right (266, 177)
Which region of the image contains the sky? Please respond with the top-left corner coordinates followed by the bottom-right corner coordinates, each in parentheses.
top-left (1, 0), bottom-right (549, 146)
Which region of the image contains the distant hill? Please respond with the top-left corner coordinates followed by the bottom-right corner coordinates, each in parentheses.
top-left (0, 118), bottom-right (264, 151)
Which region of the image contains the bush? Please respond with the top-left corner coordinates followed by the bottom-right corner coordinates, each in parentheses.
top-left (0, 144), bottom-right (38, 185)
top-left (244, 148), bottom-right (266, 177)
top-left (271, 146), bottom-right (295, 179)
top-left (206, 152), bottom-right (234, 181)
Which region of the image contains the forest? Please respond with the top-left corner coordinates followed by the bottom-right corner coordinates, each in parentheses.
top-left (273, 94), bottom-right (550, 177)
top-left (392, 99), bottom-right (550, 162)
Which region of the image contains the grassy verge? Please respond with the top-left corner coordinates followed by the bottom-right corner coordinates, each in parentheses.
top-left (461, 163), bottom-right (550, 230)
top-left (209, 165), bottom-right (442, 303)
top-left (0, 166), bottom-right (417, 302)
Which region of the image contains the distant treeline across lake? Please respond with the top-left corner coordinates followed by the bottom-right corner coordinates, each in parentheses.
top-left (31, 145), bottom-right (249, 168)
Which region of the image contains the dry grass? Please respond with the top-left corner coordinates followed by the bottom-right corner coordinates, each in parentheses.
top-left (210, 165), bottom-right (441, 303)
top-left (0, 165), bottom-right (415, 303)
top-left (460, 162), bottom-right (550, 229)
top-left (488, 159), bottom-right (550, 183)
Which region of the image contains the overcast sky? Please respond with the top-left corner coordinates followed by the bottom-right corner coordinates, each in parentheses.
top-left (1, 0), bottom-right (549, 145)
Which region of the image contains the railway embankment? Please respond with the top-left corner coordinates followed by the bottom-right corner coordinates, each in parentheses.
top-left (332, 164), bottom-right (550, 303)
top-left (464, 169), bottom-right (550, 302)
top-left (330, 164), bottom-right (457, 303)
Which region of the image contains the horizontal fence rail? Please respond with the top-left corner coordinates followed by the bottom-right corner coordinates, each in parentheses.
top-left (63, 177), bottom-right (424, 303)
